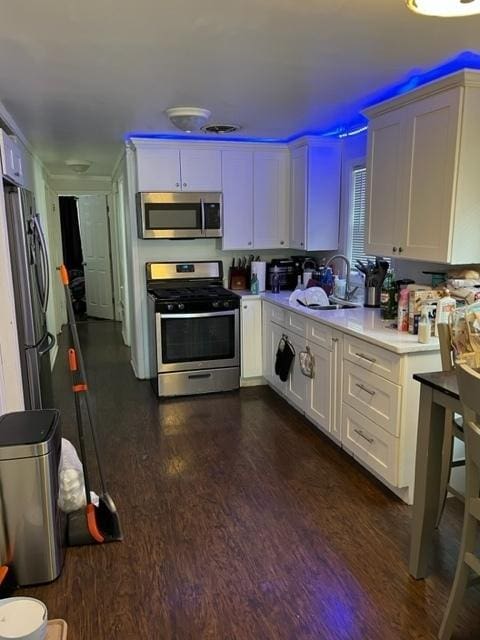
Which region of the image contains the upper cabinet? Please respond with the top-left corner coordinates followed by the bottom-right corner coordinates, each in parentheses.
top-left (364, 71), bottom-right (480, 263)
top-left (0, 130), bottom-right (25, 187)
top-left (222, 146), bottom-right (289, 250)
top-left (134, 141), bottom-right (222, 192)
top-left (290, 140), bottom-right (341, 251)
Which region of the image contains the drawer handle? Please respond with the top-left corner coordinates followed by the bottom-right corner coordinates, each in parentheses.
top-left (355, 352), bottom-right (377, 364)
top-left (354, 428), bottom-right (374, 444)
top-left (355, 382), bottom-right (376, 396)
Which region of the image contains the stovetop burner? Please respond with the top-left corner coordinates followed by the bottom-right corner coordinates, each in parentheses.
top-left (149, 284), bottom-right (234, 302)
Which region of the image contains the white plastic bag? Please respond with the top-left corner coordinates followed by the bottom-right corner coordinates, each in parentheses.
top-left (58, 438), bottom-right (86, 513)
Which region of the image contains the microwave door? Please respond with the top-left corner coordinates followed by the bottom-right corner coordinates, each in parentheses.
top-left (144, 200), bottom-right (202, 238)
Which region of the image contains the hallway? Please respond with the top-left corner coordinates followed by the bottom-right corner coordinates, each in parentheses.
top-left (18, 321), bottom-right (480, 639)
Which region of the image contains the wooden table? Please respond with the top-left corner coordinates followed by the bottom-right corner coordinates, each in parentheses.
top-left (409, 370), bottom-right (461, 579)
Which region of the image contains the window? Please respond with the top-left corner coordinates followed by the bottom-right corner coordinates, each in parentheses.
top-left (348, 165), bottom-right (389, 268)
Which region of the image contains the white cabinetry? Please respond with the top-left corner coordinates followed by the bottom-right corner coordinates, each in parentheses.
top-left (240, 298), bottom-right (263, 380)
top-left (133, 141), bottom-right (222, 192)
top-left (253, 150), bottom-right (289, 249)
top-left (0, 130), bottom-right (24, 186)
top-left (262, 301), bottom-right (337, 438)
top-left (290, 141), bottom-right (341, 251)
top-left (364, 71), bottom-right (480, 263)
top-left (222, 147), bottom-right (289, 250)
top-left (222, 149), bottom-right (254, 249)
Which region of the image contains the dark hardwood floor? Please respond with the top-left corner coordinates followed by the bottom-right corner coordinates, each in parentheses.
top-left (18, 321), bottom-right (480, 639)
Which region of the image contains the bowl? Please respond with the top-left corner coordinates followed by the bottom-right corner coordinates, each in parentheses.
top-left (0, 597), bottom-right (47, 640)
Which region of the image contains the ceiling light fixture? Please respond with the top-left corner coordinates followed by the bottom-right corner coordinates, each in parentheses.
top-left (406, 0), bottom-right (480, 16)
top-left (165, 107), bottom-right (211, 133)
top-left (65, 159), bottom-right (91, 173)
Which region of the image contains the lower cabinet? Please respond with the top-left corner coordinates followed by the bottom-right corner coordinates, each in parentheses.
top-left (263, 302), bottom-right (337, 438)
top-left (240, 298), bottom-right (263, 380)
top-left (262, 300), bottom-right (441, 503)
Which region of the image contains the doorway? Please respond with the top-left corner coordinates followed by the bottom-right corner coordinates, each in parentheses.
top-left (59, 195), bottom-right (115, 321)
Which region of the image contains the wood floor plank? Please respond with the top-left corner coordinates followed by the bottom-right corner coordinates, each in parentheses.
top-left (16, 321), bottom-right (480, 639)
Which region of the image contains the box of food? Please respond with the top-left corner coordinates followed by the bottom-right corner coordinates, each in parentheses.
top-left (408, 287), bottom-right (443, 335)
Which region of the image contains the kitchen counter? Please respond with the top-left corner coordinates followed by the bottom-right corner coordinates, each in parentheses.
top-left (262, 291), bottom-right (440, 355)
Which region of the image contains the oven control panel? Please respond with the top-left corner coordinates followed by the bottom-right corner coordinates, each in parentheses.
top-left (158, 297), bottom-right (240, 314)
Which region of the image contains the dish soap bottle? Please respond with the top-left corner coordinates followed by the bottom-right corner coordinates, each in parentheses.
top-left (250, 273), bottom-right (259, 295)
top-left (271, 266), bottom-right (280, 294)
top-left (418, 305), bottom-right (432, 343)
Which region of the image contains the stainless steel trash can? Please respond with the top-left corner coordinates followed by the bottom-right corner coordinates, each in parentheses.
top-left (0, 409), bottom-right (65, 586)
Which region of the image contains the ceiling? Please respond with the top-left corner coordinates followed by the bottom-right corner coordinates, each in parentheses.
top-left (0, 0), bottom-right (479, 176)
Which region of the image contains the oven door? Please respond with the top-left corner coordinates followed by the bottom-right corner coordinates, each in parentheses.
top-left (156, 309), bottom-right (239, 373)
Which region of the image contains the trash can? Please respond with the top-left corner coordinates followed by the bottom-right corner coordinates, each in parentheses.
top-left (0, 410), bottom-right (65, 586)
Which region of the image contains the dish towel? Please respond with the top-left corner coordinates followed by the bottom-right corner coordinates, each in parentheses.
top-left (275, 335), bottom-right (295, 381)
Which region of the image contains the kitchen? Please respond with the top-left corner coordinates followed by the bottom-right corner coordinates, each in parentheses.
top-left (0, 1), bottom-right (480, 639)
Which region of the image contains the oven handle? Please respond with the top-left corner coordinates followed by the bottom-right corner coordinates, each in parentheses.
top-left (200, 198), bottom-right (205, 236)
top-left (158, 310), bottom-right (237, 319)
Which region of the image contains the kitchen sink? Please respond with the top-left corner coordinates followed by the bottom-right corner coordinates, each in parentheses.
top-left (296, 300), bottom-right (359, 311)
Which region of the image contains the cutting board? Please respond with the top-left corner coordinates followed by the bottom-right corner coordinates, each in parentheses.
top-left (46, 619), bottom-right (68, 639)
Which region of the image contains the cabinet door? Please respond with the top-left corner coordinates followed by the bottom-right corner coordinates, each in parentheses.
top-left (241, 299), bottom-right (262, 378)
top-left (285, 332), bottom-right (307, 410)
top-left (305, 341), bottom-right (333, 434)
top-left (263, 320), bottom-right (286, 394)
top-left (253, 150), bottom-right (289, 249)
top-left (136, 147), bottom-right (181, 191)
top-left (306, 143), bottom-right (341, 251)
top-left (290, 147), bottom-right (307, 250)
top-left (0, 131), bottom-right (23, 185)
top-left (365, 108), bottom-right (408, 257)
top-left (180, 149), bottom-right (222, 191)
top-left (400, 88), bottom-right (461, 262)
top-left (222, 150), bottom-right (254, 250)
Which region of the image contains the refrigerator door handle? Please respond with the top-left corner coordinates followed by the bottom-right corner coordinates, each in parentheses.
top-left (39, 332), bottom-right (56, 356)
top-left (33, 214), bottom-right (50, 313)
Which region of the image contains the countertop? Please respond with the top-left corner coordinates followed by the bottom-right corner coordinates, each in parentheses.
top-left (261, 291), bottom-right (440, 355)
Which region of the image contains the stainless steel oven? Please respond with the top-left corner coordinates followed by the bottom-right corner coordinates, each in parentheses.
top-left (137, 192), bottom-right (222, 239)
top-left (147, 261), bottom-right (240, 397)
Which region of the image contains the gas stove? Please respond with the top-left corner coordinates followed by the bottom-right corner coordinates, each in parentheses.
top-left (146, 261), bottom-right (240, 397)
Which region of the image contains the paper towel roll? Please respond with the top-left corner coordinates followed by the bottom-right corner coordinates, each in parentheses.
top-left (251, 262), bottom-right (266, 292)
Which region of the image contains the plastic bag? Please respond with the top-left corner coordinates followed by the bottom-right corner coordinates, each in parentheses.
top-left (275, 335), bottom-right (295, 382)
top-left (449, 302), bottom-right (480, 368)
top-left (299, 346), bottom-right (315, 378)
top-left (58, 438), bottom-right (86, 513)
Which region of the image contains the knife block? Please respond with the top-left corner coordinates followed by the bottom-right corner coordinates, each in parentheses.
top-left (229, 268), bottom-right (248, 290)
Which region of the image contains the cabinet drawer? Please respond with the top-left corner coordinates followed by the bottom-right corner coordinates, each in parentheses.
top-left (343, 335), bottom-right (401, 383)
top-left (307, 321), bottom-right (333, 350)
top-left (286, 311), bottom-right (307, 337)
top-left (343, 361), bottom-right (401, 436)
top-left (264, 302), bottom-right (286, 327)
top-left (342, 404), bottom-right (398, 486)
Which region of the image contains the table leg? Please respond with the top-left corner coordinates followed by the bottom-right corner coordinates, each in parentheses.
top-left (409, 384), bottom-right (446, 579)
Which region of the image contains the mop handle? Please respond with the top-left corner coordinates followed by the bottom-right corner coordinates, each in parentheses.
top-left (60, 266), bottom-right (108, 494)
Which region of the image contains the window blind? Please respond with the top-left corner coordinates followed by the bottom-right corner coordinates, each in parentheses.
top-left (350, 166), bottom-right (371, 265)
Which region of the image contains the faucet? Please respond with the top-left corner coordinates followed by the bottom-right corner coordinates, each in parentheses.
top-left (324, 254), bottom-right (358, 302)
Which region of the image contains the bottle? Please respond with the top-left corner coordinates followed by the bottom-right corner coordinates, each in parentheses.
top-left (418, 305), bottom-right (431, 343)
top-left (295, 274), bottom-right (304, 290)
top-left (271, 266), bottom-right (280, 294)
top-left (250, 273), bottom-right (259, 295)
top-left (397, 287), bottom-right (409, 332)
top-left (381, 270), bottom-right (397, 320)
top-left (435, 289), bottom-right (456, 334)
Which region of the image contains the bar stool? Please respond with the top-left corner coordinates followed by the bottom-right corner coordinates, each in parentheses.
top-left (438, 363), bottom-right (480, 640)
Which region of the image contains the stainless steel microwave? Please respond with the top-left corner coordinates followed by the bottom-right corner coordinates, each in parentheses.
top-left (136, 192), bottom-right (222, 239)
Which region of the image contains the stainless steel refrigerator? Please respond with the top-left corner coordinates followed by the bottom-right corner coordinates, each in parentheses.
top-left (4, 181), bottom-right (55, 409)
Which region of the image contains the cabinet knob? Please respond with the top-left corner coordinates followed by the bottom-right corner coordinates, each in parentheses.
top-left (398, 246), bottom-right (403, 253)
top-left (392, 246), bottom-right (397, 253)
top-left (175, 182), bottom-right (180, 187)
top-left (300, 242), bottom-right (304, 247)
top-left (248, 241), bottom-right (252, 246)
top-left (280, 241), bottom-right (285, 245)
top-left (243, 305), bottom-right (248, 309)
top-left (183, 182), bottom-right (187, 187)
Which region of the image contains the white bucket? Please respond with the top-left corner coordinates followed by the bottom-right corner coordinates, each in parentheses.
top-left (0, 597), bottom-right (47, 640)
